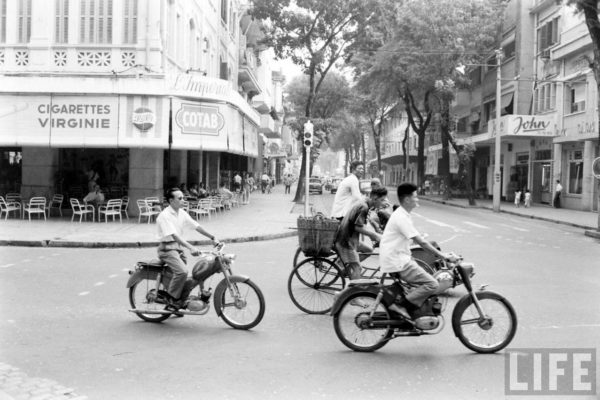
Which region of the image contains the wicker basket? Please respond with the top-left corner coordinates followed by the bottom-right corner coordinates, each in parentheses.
top-left (297, 214), bottom-right (340, 257)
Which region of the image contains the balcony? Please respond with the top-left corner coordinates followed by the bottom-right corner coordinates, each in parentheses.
top-left (238, 50), bottom-right (261, 95)
top-left (259, 114), bottom-right (280, 138)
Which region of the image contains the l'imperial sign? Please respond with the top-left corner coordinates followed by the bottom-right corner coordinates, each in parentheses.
top-left (175, 103), bottom-right (224, 135)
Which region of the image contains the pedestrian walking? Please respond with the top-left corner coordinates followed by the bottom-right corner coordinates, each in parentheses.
top-left (514, 190), bottom-right (522, 208)
top-left (524, 189), bottom-right (531, 208)
top-left (283, 174), bottom-right (292, 194)
top-left (553, 180), bottom-right (563, 208)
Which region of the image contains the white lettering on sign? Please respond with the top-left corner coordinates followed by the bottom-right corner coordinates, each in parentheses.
top-left (512, 116), bottom-right (551, 134)
top-left (175, 103), bottom-right (224, 135)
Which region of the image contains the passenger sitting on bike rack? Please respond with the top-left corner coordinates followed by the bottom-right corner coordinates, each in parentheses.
top-left (367, 178), bottom-right (394, 233)
top-left (156, 187), bottom-right (220, 313)
top-left (334, 187), bottom-right (388, 280)
top-left (379, 183), bottom-right (458, 320)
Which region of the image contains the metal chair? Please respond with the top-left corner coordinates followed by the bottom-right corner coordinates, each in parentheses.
top-left (0, 196), bottom-right (21, 220)
top-left (98, 199), bottom-right (123, 223)
top-left (188, 201), bottom-right (210, 220)
top-left (23, 197), bottom-right (47, 221)
top-left (120, 196), bottom-right (130, 219)
top-left (137, 199), bottom-right (160, 223)
top-left (70, 198), bottom-right (95, 223)
top-left (45, 194), bottom-right (64, 217)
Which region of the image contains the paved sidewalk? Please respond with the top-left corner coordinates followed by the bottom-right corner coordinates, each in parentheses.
top-left (0, 185), bottom-right (300, 248)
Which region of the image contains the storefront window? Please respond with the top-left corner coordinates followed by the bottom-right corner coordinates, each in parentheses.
top-left (0, 149), bottom-right (22, 193)
top-left (567, 150), bottom-right (583, 194)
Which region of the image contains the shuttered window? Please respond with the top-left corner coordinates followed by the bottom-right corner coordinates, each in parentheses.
top-left (122, 0), bottom-right (137, 44)
top-left (0, 0), bottom-right (6, 43)
top-left (17, 0), bottom-right (32, 44)
top-left (55, 0), bottom-right (69, 43)
top-left (80, 0), bottom-right (112, 44)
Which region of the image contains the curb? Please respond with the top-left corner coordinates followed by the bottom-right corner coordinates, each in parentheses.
top-left (584, 229), bottom-right (600, 239)
top-left (0, 231), bottom-right (298, 249)
top-left (420, 197), bottom-right (596, 231)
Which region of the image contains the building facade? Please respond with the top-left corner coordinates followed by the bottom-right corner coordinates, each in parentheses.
top-left (0, 0), bottom-right (284, 213)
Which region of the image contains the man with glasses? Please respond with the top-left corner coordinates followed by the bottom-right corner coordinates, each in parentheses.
top-left (156, 188), bottom-right (220, 313)
top-left (331, 161), bottom-right (365, 220)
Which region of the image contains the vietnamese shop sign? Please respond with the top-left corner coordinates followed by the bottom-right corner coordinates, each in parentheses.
top-left (175, 103), bottom-right (224, 135)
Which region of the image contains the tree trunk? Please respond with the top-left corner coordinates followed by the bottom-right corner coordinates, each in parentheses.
top-left (439, 105), bottom-right (451, 200)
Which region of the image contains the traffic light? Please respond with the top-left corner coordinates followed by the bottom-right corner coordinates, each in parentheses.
top-left (303, 120), bottom-right (314, 147)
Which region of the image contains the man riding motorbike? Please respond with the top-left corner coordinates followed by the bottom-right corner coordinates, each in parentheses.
top-left (156, 188), bottom-right (220, 313)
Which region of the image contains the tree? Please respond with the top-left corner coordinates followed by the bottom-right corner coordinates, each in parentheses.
top-left (350, 0), bottom-right (504, 201)
top-left (568, 0), bottom-right (600, 230)
top-left (249, 0), bottom-right (380, 203)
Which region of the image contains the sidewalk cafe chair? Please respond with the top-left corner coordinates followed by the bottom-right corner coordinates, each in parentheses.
top-left (144, 196), bottom-right (162, 212)
top-left (0, 195), bottom-right (21, 220)
top-left (199, 198), bottom-right (217, 216)
top-left (45, 194), bottom-right (64, 217)
top-left (137, 199), bottom-right (160, 224)
top-left (70, 198), bottom-right (95, 222)
top-left (98, 199), bottom-right (123, 223)
top-left (188, 201), bottom-right (210, 220)
top-left (120, 196), bottom-right (130, 219)
top-left (5, 193), bottom-right (21, 204)
top-left (23, 197), bottom-right (47, 221)
top-left (230, 192), bottom-right (240, 208)
top-left (209, 196), bottom-right (224, 213)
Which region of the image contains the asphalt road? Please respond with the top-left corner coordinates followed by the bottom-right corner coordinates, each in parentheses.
top-left (1, 197), bottom-right (599, 400)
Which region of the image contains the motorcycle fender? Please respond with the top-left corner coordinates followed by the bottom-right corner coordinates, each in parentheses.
top-left (213, 275), bottom-right (250, 317)
top-left (330, 284), bottom-right (380, 316)
top-left (126, 268), bottom-right (159, 288)
top-left (451, 290), bottom-right (500, 337)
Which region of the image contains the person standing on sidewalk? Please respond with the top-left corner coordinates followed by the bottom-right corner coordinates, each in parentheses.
top-left (331, 161), bottom-right (364, 220)
top-left (283, 174), bottom-right (292, 194)
top-left (233, 172), bottom-right (242, 193)
top-left (156, 188), bottom-right (220, 312)
top-left (524, 189), bottom-right (532, 208)
top-left (553, 180), bottom-right (563, 208)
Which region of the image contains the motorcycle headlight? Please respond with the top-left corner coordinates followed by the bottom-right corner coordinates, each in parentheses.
top-left (224, 254), bottom-right (236, 262)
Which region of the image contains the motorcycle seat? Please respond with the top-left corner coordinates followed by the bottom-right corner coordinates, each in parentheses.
top-left (137, 259), bottom-right (167, 269)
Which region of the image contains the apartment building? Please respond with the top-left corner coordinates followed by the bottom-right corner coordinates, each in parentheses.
top-left (442, 0), bottom-right (598, 211)
top-left (0, 0), bottom-right (284, 212)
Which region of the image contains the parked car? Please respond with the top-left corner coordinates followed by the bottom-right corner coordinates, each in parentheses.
top-left (309, 177), bottom-right (323, 194)
top-left (359, 179), bottom-right (372, 196)
top-left (330, 178), bottom-right (343, 194)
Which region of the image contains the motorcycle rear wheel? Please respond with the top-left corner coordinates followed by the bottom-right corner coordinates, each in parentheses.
top-left (288, 257), bottom-right (345, 314)
top-left (129, 277), bottom-right (171, 323)
top-left (216, 279), bottom-right (265, 330)
top-left (333, 293), bottom-right (392, 352)
top-left (452, 291), bottom-right (517, 353)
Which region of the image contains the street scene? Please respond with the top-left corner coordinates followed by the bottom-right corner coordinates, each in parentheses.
top-left (2, 0), bottom-right (600, 399)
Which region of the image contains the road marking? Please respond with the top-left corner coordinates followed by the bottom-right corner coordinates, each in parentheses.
top-left (94, 282), bottom-right (104, 286)
top-left (108, 274), bottom-right (119, 278)
top-left (532, 324), bottom-right (600, 329)
top-left (38, 256), bottom-right (45, 259)
top-left (500, 223), bottom-right (529, 232)
top-left (415, 215), bottom-right (469, 233)
top-left (464, 221), bottom-right (490, 229)
top-left (439, 235), bottom-right (459, 244)
top-left (22, 259), bottom-right (31, 262)
top-left (0, 264), bottom-right (15, 268)
top-left (78, 291), bottom-right (90, 296)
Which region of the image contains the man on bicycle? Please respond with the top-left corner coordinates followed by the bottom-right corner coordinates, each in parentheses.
top-left (331, 161), bottom-right (365, 220)
top-left (379, 183), bottom-right (457, 319)
top-left (334, 187), bottom-right (388, 280)
top-left (156, 188), bottom-right (220, 312)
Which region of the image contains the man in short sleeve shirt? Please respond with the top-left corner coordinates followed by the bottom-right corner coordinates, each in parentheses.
top-left (380, 183), bottom-right (456, 319)
top-left (157, 188), bottom-right (219, 311)
top-left (331, 161), bottom-right (365, 220)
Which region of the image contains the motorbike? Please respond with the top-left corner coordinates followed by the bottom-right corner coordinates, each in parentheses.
top-left (126, 243), bottom-right (265, 330)
top-left (330, 254), bottom-right (517, 353)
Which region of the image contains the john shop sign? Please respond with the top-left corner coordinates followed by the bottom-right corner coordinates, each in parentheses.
top-left (175, 103), bottom-right (224, 135)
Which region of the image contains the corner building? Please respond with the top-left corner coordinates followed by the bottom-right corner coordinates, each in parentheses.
top-left (0, 0), bottom-right (282, 214)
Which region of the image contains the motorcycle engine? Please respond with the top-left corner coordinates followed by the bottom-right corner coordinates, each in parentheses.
top-left (186, 296), bottom-right (209, 312)
top-left (414, 316), bottom-right (441, 331)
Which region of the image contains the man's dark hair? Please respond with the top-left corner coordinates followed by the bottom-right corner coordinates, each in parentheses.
top-left (397, 183), bottom-right (418, 202)
top-left (350, 160), bottom-right (364, 172)
top-left (165, 187), bottom-right (181, 201)
top-left (370, 187), bottom-right (387, 198)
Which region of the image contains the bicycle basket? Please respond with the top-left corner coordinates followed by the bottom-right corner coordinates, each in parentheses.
top-left (297, 214), bottom-right (340, 257)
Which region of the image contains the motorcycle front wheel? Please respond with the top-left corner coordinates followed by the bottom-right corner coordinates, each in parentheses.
top-left (452, 291), bottom-right (517, 353)
top-left (129, 277), bottom-right (171, 323)
top-left (216, 279), bottom-right (265, 330)
top-left (333, 293), bottom-right (393, 352)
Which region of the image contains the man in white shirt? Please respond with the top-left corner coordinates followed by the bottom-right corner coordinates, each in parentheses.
top-left (553, 180), bottom-right (563, 208)
top-left (233, 172), bottom-right (242, 192)
top-left (380, 183), bottom-right (456, 319)
top-left (157, 188), bottom-right (220, 312)
top-left (331, 161), bottom-right (364, 219)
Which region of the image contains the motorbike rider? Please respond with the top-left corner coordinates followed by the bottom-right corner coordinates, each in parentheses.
top-left (156, 188), bottom-right (220, 312)
top-left (334, 187), bottom-right (387, 280)
top-left (379, 183), bottom-right (458, 320)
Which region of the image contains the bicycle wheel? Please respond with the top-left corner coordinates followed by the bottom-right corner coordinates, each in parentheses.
top-left (288, 257), bottom-right (345, 314)
top-left (217, 279), bottom-right (265, 330)
top-left (452, 291), bottom-right (517, 353)
top-left (129, 277), bottom-right (170, 323)
top-left (333, 292), bottom-right (392, 352)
